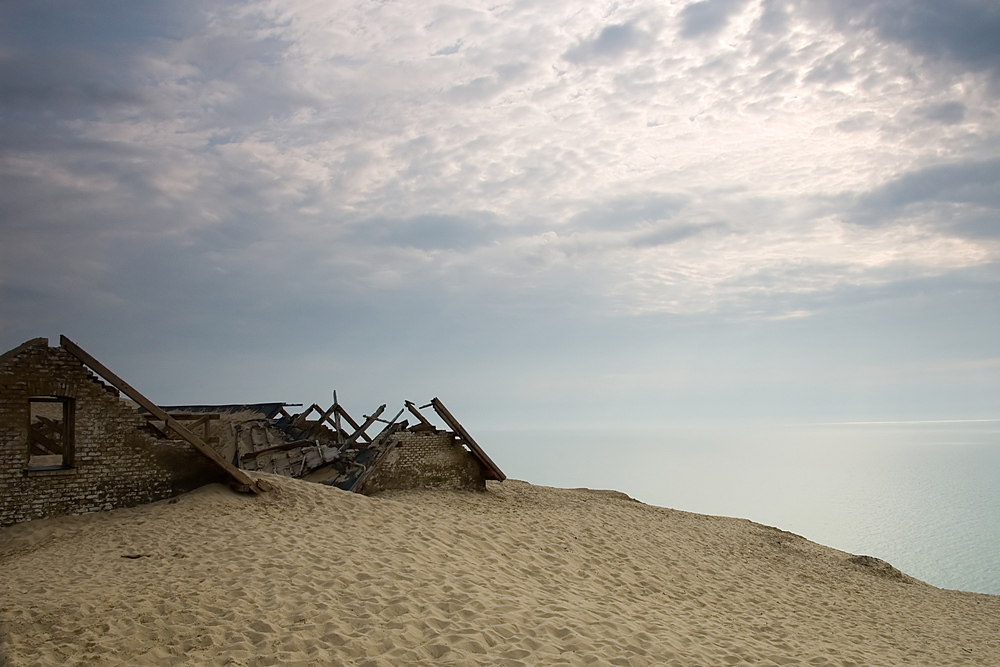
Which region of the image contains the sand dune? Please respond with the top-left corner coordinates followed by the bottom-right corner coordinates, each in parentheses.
top-left (2, 475), bottom-right (998, 666)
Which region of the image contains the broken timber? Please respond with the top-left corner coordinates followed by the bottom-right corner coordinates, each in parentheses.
top-left (334, 405), bottom-right (375, 444)
top-left (430, 397), bottom-right (506, 481)
top-left (303, 402), bottom-right (338, 440)
top-left (351, 420), bottom-right (405, 494)
top-left (405, 400), bottom-right (435, 428)
top-left (60, 335), bottom-right (268, 494)
top-left (343, 405), bottom-right (385, 446)
top-left (239, 438), bottom-right (320, 461)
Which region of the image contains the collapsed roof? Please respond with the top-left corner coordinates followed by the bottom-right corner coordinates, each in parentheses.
top-left (159, 397), bottom-right (505, 493)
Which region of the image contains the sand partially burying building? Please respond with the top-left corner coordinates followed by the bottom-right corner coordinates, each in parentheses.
top-left (2, 474), bottom-right (998, 666)
top-left (1, 335), bottom-right (503, 527)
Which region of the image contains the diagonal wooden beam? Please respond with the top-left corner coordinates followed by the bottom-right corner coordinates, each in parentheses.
top-left (291, 404), bottom-right (321, 430)
top-left (305, 403), bottom-right (338, 440)
top-left (334, 404), bottom-right (374, 443)
top-left (429, 397), bottom-right (505, 481)
top-left (344, 405), bottom-right (385, 446)
top-left (333, 390), bottom-right (343, 445)
top-left (60, 335), bottom-right (267, 494)
top-left (404, 400), bottom-right (434, 428)
top-left (350, 418), bottom-right (405, 493)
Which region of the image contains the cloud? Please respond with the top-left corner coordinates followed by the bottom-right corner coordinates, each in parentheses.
top-left (446, 63), bottom-right (530, 103)
top-left (0, 61), bottom-right (142, 113)
top-left (1, 0), bottom-right (999, 348)
top-left (679, 0), bottom-right (749, 38)
top-left (433, 41), bottom-right (462, 57)
top-left (816, 0), bottom-right (1000, 80)
top-left (917, 101), bottom-right (966, 124)
top-left (568, 195), bottom-right (688, 231)
top-left (871, 0), bottom-right (1000, 76)
top-left (349, 213), bottom-right (508, 251)
top-left (563, 22), bottom-right (654, 63)
top-left (852, 157), bottom-right (1000, 225)
top-left (835, 112), bottom-right (878, 133)
top-left (0, 0), bottom-right (998, 435)
top-left (803, 56), bottom-right (852, 84)
top-left (0, 0), bottom-right (211, 119)
top-left (630, 221), bottom-right (726, 247)
top-left (0, 0), bottom-right (202, 48)
top-left (756, 0), bottom-right (789, 34)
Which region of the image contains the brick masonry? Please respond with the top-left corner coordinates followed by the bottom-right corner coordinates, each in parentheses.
top-left (0, 339), bottom-right (229, 527)
top-left (362, 430), bottom-right (487, 493)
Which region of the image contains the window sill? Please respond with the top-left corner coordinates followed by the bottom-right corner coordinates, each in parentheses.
top-left (23, 466), bottom-right (77, 476)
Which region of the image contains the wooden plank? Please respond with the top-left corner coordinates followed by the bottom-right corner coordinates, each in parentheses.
top-left (333, 391), bottom-right (343, 445)
top-left (59, 335), bottom-right (266, 494)
top-left (242, 404), bottom-right (387, 464)
top-left (29, 430), bottom-right (62, 456)
top-left (164, 415), bottom-right (217, 445)
top-left (166, 413), bottom-right (222, 420)
top-left (351, 421), bottom-right (403, 493)
top-left (334, 405), bottom-right (374, 443)
top-left (345, 405), bottom-right (385, 446)
top-left (144, 419), bottom-right (170, 438)
top-left (240, 438), bottom-right (316, 460)
top-left (291, 404), bottom-right (321, 430)
top-left (430, 398), bottom-right (505, 481)
top-left (404, 400), bottom-right (434, 427)
top-left (187, 415), bottom-right (209, 433)
top-left (305, 403), bottom-right (338, 440)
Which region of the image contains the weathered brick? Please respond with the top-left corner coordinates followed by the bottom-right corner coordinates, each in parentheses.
top-left (0, 339), bottom-right (229, 527)
top-left (362, 430), bottom-right (487, 493)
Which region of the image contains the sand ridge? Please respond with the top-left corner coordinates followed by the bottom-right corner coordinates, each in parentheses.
top-left (1, 475), bottom-right (998, 666)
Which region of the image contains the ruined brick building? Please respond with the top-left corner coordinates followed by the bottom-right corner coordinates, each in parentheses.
top-left (0, 336), bottom-right (504, 527)
top-left (158, 396), bottom-right (505, 495)
top-left (0, 337), bottom-right (258, 527)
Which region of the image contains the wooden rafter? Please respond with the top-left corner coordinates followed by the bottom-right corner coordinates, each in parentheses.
top-left (345, 405), bottom-right (385, 446)
top-left (334, 405), bottom-right (374, 444)
top-left (351, 421), bottom-right (404, 493)
top-left (404, 400), bottom-right (435, 428)
top-left (291, 404), bottom-right (321, 430)
top-left (430, 397), bottom-right (505, 481)
top-left (60, 335), bottom-right (267, 494)
top-left (304, 403), bottom-right (338, 440)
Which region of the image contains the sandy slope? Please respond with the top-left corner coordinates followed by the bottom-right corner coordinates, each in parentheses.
top-left (1, 475), bottom-right (998, 666)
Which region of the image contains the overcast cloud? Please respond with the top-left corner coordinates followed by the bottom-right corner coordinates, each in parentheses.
top-left (2, 0), bottom-right (999, 442)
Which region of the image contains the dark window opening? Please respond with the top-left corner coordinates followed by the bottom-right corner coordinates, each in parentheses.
top-left (28, 396), bottom-right (75, 469)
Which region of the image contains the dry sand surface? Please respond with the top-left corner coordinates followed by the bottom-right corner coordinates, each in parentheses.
top-left (2, 475), bottom-right (999, 666)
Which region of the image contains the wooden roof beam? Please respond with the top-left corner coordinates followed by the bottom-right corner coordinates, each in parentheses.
top-left (429, 397), bottom-right (505, 482)
top-left (404, 400), bottom-right (435, 428)
top-left (60, 335), bottom-right (268, 494)
top-left (304, 402), bottom-right (339, 440)
top-left (334, 404), bottom-right (374, 444)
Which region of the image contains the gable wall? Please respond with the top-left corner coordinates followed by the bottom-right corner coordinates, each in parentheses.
top-left (361, 431), bottom-right (487, 493)
top-left (0, 341), bottom-right (227, 527)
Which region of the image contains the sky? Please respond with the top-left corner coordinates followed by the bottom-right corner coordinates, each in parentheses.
top-left (2, 0), bottom-right (1000, 453)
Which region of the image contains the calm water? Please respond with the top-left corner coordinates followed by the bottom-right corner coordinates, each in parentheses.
top-left (485, 421), bottom-right (1000, 595)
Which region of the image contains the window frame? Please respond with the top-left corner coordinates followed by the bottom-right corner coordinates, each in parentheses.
top-left (26, 396), bottom-right (76, 471)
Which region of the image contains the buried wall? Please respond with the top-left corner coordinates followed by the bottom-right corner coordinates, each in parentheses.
top-left (360, 430), bottom-right (487, 494)
top-left (0, 339), bottom-right (229, 527)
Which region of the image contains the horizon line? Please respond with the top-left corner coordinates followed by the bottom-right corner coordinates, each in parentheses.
top-left (811, 418), bottom-right (1000, 426)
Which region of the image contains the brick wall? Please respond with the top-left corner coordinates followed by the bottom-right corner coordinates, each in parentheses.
top-left (361, 430), bottom-right (487, 493)
top-left (0, 339), bottom-right (228, 527)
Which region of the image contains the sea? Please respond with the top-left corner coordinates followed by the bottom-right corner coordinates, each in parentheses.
top-left (484, 420), bottom-right (1000, 595)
